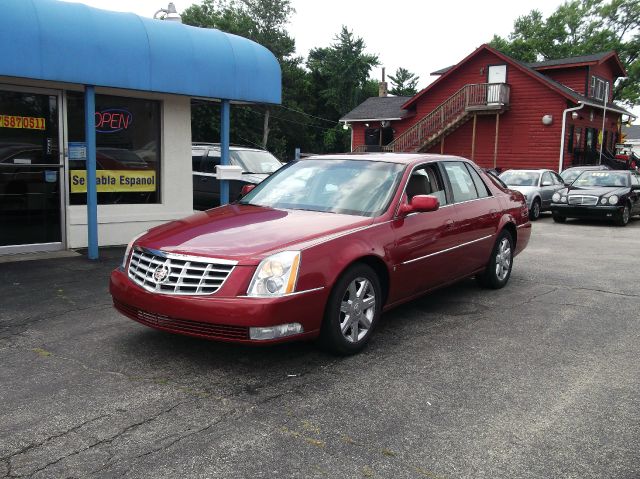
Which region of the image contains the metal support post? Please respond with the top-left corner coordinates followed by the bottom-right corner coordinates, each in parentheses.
top-left (85, 85), bottom-right (98, 259)
top-left (220, 99), bottom-right (230, 205)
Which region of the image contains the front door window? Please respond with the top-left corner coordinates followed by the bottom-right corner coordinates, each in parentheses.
top-left (0, 90), bottom-right (62, 248)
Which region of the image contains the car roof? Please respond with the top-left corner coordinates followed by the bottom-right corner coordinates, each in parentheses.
top-left (192, 142), bottom-right (266, 153)
top-left (563, 165), bottom-right (608, 171)
top-left (501, 169), bottom-right (548, 173)
top-left (300, 152), bottom-right (469, 165)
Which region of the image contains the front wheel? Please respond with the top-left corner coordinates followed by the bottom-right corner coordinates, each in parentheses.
top-left (319, 264), bottom-right (382, 355)
top-left (615, 204), bottom-right (630, 226)
top-left (529, 199), bottom-right (541, 221)
top-left (477, 230), bottom-right (514, 290)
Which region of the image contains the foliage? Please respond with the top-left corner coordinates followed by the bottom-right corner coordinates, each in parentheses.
top-left (489, 0), bottom-right (640, 106)
top-left (388, 67), bottom-right (420, 96)
top-left (183, 5), bottom-right (379, 157)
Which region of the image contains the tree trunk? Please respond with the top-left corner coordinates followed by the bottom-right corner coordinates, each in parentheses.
top-left (262, 107), bottom-right (270, 149)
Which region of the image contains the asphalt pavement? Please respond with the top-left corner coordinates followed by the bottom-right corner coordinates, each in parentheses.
top-left (1, 214), bottom-right (639, 479)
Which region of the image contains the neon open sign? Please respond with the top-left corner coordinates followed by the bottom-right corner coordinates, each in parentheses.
top-left (95, 109), bottom-right (133, 134)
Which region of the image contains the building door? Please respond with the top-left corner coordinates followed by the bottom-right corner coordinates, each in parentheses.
top-left (0, 88), bottom-right (64, 253)
top-left (487, 65), bottom-right (507, 104)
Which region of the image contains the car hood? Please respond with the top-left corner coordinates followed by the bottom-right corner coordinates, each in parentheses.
top-left (137, 204), bottom-right (373, 264)
top-left (567, 186), bottom-right (629, 196)
top-left (506, 185), bottom-right (538, 196)
top-left (240, 173), bottom-right (269, 184)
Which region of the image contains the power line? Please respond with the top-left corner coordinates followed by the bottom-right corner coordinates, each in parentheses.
top-left (274, 104), bottom-right (339, 125)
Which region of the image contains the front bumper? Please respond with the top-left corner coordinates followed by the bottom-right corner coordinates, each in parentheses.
top-left (109, 267), bottom-right (327, 344)
top-left (551, 204), bottom-right (623, 220)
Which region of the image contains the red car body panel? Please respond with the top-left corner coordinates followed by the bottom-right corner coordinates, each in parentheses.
top-left (110, 154), bottom-right (531, 344)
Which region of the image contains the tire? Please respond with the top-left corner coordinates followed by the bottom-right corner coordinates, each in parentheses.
top-left (529, 199), bottom-right (541, 221)
top-left (615, 203), bottom-right (631, 226)
top-left (552, 214), bottom-right (566, 223)
top-left (477, 230), bottom-right (514, 290)
top-left (319, 264), bottom-right (382, 355)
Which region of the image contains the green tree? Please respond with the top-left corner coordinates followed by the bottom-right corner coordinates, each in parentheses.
top-left (307, 27), bottom-right (380, 117)
top-left (489, 0), bottom-right (640, 106)
top-left (388, 67), bottom-right (420, 96)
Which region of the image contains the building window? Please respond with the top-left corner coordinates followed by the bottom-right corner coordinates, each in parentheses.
top-left (590, 76), bottom-right (610, 102)
top-left (66, 92), bottom-right (161, 205)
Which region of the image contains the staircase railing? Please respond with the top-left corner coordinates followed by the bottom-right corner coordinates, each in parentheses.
top-left (354, 83), bottom-right (509, 153)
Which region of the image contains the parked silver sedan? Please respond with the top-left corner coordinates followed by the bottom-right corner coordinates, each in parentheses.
top-left (499, 169), bottom-right (565, 220)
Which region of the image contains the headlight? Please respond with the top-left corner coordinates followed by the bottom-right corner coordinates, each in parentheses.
top-left (600, 197), bottom-right (608, 205)
top-left (561, 196), bottom-right (567, 203)
top-left (247, 251), bottom-right (301, 297)
top-left (552, 193), bottom-right (560, 202)
top-left (122, 230), bottom-right (148, 268)
top-left (609, 195), bottom-right (619, 205)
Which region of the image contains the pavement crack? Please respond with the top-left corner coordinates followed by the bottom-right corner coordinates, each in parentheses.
top-left (90, 408), bottom-right (239, 477)
top-left (1, 414), bottom-right (109, 478)
top-left (20, 401), bottom-right (189, 478)
top-left (522, 287), bottom-right (558, 304)
top-left (0, 303), bottom-right (113, 339)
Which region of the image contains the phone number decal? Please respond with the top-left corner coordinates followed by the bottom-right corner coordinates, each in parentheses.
top-left (0, 115), bottom-right (46, 130)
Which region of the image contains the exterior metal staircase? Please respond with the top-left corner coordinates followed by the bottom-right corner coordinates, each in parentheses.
top-left (353, 83), bottom-right (510, 153)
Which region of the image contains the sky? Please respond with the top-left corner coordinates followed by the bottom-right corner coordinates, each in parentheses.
top-left (62, 0), bottom-right (638, 122)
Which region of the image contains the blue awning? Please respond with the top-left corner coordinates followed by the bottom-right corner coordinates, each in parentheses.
top-left (1, 0), bottom-right (281, 104)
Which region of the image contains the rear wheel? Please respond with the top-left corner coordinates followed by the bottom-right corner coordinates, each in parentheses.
top-left (552, 214), bottom-right (566, 223)
top-left (529, 199), bottom-right (541, 221)
top-left (319, 264), bottom-right (382, 355)
top-left (615, 203), bottom-right (630, 226)
top-left (477, 230), bottom-right (513, 289)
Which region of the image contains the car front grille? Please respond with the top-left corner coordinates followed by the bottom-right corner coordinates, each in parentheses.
top-left (127, 247), bottom-right (236, 295)
top-left (568, 195), bottom-right (598, 206)
top-left (113, 299), bottom-right (249, 340)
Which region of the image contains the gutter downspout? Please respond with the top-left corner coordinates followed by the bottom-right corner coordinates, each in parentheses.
top-left (559, 103), bottom-right (585, 173)
top-left (598, 83), bottom-right (609, 165)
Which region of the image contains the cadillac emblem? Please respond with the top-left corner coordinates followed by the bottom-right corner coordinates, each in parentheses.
top-left (153, 265), bottom-right (170, 284)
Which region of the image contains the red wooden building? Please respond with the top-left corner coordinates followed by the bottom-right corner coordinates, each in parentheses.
top-left (341, 45), bottom-right (636, 172)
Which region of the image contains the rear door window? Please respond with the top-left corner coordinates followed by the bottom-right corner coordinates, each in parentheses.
top-left (442, 161), bottom-right (479, 203)
top-left (464, 164), bottom-right (491, 198)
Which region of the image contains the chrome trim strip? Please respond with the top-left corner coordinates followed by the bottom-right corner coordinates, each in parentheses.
top-left (301, 220), bottom-right (392, 249)
top-left (139, 246), bottom-right (238, 266)
top-left (239, 286), bottom-right (325, 298)
top-left (400, 234), bottom-right (493, 266)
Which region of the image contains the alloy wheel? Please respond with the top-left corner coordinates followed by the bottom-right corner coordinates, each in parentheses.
top-left (495, 238), bottom-right (512, 281)
top-left (339, 277), bottom-right (376, 343)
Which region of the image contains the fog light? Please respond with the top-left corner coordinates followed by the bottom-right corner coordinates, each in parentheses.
top-left (249, 323), bottom-right (304, 340)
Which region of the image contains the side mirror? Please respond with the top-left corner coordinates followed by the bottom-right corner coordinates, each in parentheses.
top-left (240, 184), bottom-right (256, 197)
top-left (398, 195), bottom-right (440, 216)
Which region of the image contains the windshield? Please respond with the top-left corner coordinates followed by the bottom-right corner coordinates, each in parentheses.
top-left (499, 171), bottom-right (540, 187)
top-left (560, 169), bottom-right (586, 183)
top-left (231, 150), bottom-right (281, 174)
top-left (573, 171), bottom-right (629, 188)
top-left (239, 159), bottom-right (405, 217)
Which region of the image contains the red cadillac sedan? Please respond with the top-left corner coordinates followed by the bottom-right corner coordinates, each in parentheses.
top-left (110, 154), bottom-right (530, 354)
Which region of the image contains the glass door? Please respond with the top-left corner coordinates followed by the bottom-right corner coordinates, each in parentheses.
top-left (0, 88), bottom-right (63, 252)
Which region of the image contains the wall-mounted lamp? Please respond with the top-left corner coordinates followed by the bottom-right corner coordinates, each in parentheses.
top-left (342, 123), bottom-right (349, 130)
top-left (364, 123), bottom-right (370, 128)
top-left (571, 112), bottom-right (579, 120)
top-left (589, 111), bottom-right (595, 122)
top-left (542, 114), bottom-right (553, 126)
top-left (154, 2), bottom-right (182, 22)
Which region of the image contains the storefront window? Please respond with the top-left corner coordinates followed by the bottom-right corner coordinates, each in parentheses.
top-left (66, 93), bottom-right (160, 205)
